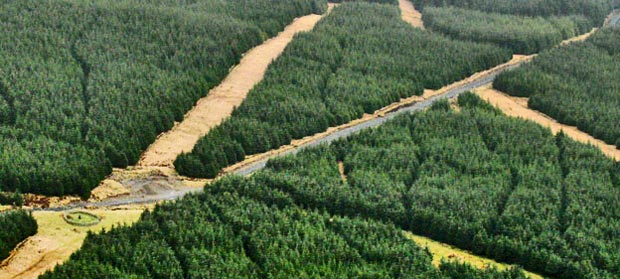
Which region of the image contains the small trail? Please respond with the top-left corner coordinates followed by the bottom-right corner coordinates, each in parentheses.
top-left (475, 85), bottom-right (620, 161)
top-left (399, 0), bottom-right (424, 28)
top-left (137, 13), bottom-right (326, 168)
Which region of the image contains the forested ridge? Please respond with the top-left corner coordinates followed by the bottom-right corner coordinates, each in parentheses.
top-left (0, 210), bottom-right (37, 260)
top-left (0, 0), bottom-right (325, 197)
top-left (40, 178), bottom-right (528, 278)
top-left (423, 7), bottom-right (591, 54)
top-left (495, 27), bottom-right (620, 149)
top-left (175, 2), bottom-right (511, 178)
top-left (188, 94), bottom-right (619, 279)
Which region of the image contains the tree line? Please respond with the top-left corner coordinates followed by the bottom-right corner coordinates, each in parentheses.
top-left (494, 27), bottom-right (620, 149)
top-left (0, 210), bottom-right (37, 260)
top-left (423, 6), bottom-right (591, 54)
top-left (175, 2), bottom-right (511, 178)
top-left (0, 0), bottom-right (325, 198)
top-left (412, 0), bottom-right (617, 26)
top-left (197, 93), bottom-right (620, 278)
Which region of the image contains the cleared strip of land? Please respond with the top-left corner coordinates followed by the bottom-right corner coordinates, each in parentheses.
top-left (475, 85), bottom-right (620, 161)
top-left (399, 0), bottom-right (424, 28)
top-left (137, 12), bottom-right (327, 168)
top-left (0, 206), bottom-right (148, 279)
top-left (404, 232), bottom-right (544, 279)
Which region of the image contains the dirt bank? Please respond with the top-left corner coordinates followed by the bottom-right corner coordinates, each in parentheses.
top-left (222, 55), bottom-right (533, 176)
top-left (475, 85), bottom-right (620, 161)
top-left (404, 232), bottom-right (543, 279)
top-left (0, 206), bottom-right (150, 279)
top-left (137, 13), bottom-right (326, 168)
top-left (399, 0), bottom-right (424, 28)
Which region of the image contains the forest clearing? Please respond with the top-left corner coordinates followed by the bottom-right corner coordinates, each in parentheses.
top-left (0, 206), bottom-right (148, 279)
top-left (475, 85), bottom-right (620, 161)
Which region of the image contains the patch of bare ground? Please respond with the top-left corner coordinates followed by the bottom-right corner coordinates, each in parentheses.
top-left (337, 161), bottom-right (347, 182)
top-left (475, 85), bottom-right (620, 161)
top-left (136, 12), bottom-right (327, 168)
top-left (222, 55), bottom-right (533, 175)
top-left (399, 0), bottom-right (424, 28)
top-left (560, 28), bottom-right (598, 46)
top-left (0, 206), bottom-right (151, 279)
top-left (404, 232), bottom-right (544, 279)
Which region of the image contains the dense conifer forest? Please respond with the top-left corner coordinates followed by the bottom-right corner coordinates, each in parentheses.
top-left (495, 27), bottom-right (620, 148)
top-left (0, 0), bottom-right (324, 197)
top-left (40, 176), bottom-right (527, 279)
top-left (0, 210), bottom-right (37, 260)
top-left (423, 7), bottom-right (591, 54)
top-left (174, 2), bottom-right (511, 178)
top-left (42, 94), bottom-right (620, 278)
top-left (412, 0), bottom-right (616, 25)
top-left (205, 94), bottom-right (618, 279)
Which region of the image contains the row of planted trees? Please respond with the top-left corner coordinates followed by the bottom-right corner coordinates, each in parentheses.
top-left (197, 93), bottom-right (620, 279)
top-left (175, 2), bottom-right (511, 178)
top-left (495, 27), bottom-right (620, 149)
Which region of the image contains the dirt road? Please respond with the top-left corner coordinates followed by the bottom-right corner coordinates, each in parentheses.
top-left (475, 85), bottom-right (620, 161)
top-left (137, 12), bottom-right (326, 168)
top-left (399, 0), bottom-right (424, 28)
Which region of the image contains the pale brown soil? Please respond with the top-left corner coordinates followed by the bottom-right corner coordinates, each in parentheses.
top-left (0, 207), bottom-right (150, 279)
top-left (337, 161), bottom-right (347, 182)
top-left (137, 13), bottom-right (326, 168)
top-left (399, 0), bottom-right (424, 28)
top-left (88, 167), bottom-right (208, 203)
top-left (475, 85), bottom-right (620, 161)
top-left (560, 28), bottom-right (598, 46)
top-left (404, 232), bottom-right (543, 279)
top-left (222, 55), bottom-right (533, 175)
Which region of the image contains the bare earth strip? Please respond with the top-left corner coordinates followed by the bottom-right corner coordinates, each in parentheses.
top-left (137, 12), bottom-right (327, 168)
top-left (399, 0), bottom-right (424, 28)
top-left (404, 232), bottom-right (543, 279)
top-left (475, 85), bottom-right (620, 161)
top-left (0, 206), bottom-right (149, 279)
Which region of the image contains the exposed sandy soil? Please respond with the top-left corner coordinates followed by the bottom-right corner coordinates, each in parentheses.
top-left (560, 28), bottom-right (598, 46)
top-left (137, 13), bottom-right (326, 168)
top-left (404, 231), bottom-right (543, 279)
top-left (87, 167), bottom-right (208, 203)
top-left (0, 206), bottom-right (151, 279)
top-left (399, 0), bottom-right (424, 28)
top-left (222, 55), bottom-right (533, 175)
top-left (337, 161), bottom-right (347, 182)
top-left (475, 85), bottom-right (620, 161)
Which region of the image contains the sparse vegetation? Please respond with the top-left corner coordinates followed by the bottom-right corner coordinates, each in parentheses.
top-left (174, 2), bottom-right (511, 178)
top-left (0, 0), bottom-right (324, 197)
top-left (495, 27), bottom-right (620, 149)
top-left (0, 210), bottom-right (37, 260)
